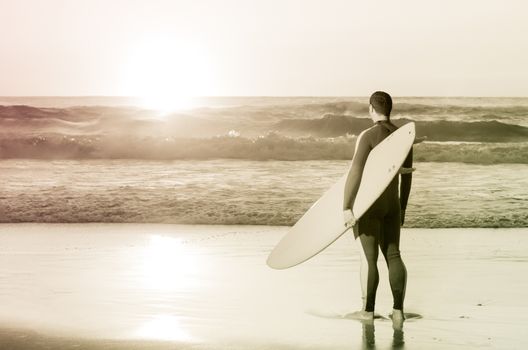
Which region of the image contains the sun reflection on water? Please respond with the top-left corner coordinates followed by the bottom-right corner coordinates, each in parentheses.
top-left (141, 234), bottom-right (202, 291)
top-left (137, 314), bottom-right (193, 341)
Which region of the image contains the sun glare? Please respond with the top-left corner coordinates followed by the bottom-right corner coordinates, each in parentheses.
top-left (140, 235), bottom-right (203, 291)
top-left (122, 36), bottom-right (213, 114)
top-left (135, 235), bottom-right (207, 341)
top-left (137, 314), bottom-right (193, 341)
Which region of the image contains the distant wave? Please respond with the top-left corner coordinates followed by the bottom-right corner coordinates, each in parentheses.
top-left (415, 142), bottom-right (528, 164)
top-left (1, 133), bottom-right (527, 164)
top-left (2, 104), bottom-right (528, 142)
top-left (0, 105), bottom-right (238, 138)
top-left (1, 104), bottom-right (528, 162)
top-left (0, 133), bottom-right (355, 160)
top-left (273, 115), bottom-right (528, 142)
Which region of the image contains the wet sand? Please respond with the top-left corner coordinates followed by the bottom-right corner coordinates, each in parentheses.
top-left (0, 224), bottom-right (527, 349)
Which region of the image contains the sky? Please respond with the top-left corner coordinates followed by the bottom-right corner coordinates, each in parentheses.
top-left (0, 0), bottom-right (527, 97)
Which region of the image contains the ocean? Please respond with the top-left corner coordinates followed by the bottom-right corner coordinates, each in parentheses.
top-left (1, 96), bottom-right (527, 227)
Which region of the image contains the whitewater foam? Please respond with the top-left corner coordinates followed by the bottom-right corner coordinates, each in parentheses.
top-left (1, 160), bottom-right (526, 227)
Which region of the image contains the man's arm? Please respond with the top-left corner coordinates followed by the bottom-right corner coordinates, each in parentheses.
top-left (400, 147), bottom-right (413, 225)
top-left (343, 131), bottom-right (371, 212)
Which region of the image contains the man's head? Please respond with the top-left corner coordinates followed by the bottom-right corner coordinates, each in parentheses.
top-left (369, 91), bottom-right (392, 120)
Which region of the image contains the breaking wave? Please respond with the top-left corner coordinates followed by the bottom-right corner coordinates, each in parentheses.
top-left (1, 133), bottom-right (527, 164)
top-left (1, 104), bottom-right (527, 163)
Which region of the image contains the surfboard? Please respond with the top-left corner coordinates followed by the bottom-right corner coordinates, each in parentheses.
top-left (267, 122), bottom-right (415, 269)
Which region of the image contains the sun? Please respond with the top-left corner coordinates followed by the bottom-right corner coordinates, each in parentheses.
top-left (121, 36), bottom-right (213, 114)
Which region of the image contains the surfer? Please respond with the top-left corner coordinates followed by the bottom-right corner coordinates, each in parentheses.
top-left (342, 91), bottom-right (413, 325)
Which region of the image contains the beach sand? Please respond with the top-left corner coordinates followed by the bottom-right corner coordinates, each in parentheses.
top-left (0, 224), bottom-right (527, 349)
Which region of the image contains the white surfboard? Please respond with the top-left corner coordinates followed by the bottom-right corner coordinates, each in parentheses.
top-left (267, 122), bottom-right (415, 269)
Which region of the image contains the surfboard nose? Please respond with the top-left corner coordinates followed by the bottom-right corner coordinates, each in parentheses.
top-left (267, 246), bottom-right (290, 269)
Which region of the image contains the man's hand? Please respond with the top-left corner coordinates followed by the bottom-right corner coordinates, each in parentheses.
top-left (399, 167), bottom-right (416, 175)
top-left (343, 209), bottom-right (357, 229)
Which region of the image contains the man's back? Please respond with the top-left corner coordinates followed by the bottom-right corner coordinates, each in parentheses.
top-left (342, 91), bottom-right (410, 326)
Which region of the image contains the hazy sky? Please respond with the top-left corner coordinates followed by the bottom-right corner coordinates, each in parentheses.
top-left (1, 0), bottom-right (527, 96)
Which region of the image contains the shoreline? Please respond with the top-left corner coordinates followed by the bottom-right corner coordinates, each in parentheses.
top-left (1, 222), bottom-right (527, 229)
top-left (2, 160), bottom-right (527, 228)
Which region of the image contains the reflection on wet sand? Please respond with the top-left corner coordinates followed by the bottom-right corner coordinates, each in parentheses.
top-left (361, 321), bottom-right (375, 349)
top-left (392, 327), bottom-right (405, 349)
top-left (361, 320), bottom-right (405, 349)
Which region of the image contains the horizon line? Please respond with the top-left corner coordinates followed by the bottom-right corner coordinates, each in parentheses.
top-left (2, 95), bottom-right (528, 98)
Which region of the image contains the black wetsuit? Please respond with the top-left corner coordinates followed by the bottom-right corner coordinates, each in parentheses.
top-left (344, 120), bottom-right (413, 312)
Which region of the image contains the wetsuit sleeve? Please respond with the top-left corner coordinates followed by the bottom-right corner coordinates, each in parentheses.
top-left (343, 131), bottom-right (371, 211)
top-left (400, 147), bottom-right (413, 211)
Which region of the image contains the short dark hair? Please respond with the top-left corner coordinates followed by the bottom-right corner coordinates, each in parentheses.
top-left (369, 91), bottom-right (392, 117)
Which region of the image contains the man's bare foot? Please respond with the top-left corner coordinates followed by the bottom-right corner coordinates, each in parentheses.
top-left (390, 309), bottom-right (405, 330)
top-left (344, 310), bottom-right (374, 321)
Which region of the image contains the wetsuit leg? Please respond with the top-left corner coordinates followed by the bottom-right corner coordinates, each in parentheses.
top-left (356, 216), bottom-right (382, 312)
top-left (379, 207), bottom-right (407, 311)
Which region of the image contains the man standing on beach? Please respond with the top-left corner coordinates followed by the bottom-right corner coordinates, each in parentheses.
top-left (342, 91), bottom-right (413, 326)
